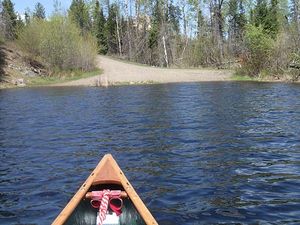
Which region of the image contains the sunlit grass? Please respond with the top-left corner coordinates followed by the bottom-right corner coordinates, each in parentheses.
top-left (231, 74), bottom-right (257, 81)
top-left (28, 68), bottom-right (102, 86)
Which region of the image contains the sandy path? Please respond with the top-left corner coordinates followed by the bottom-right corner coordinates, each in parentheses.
top-left (53, 55), bottom-right (233, 86)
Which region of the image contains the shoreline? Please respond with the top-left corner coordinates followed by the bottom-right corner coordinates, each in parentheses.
top-left (1, 55), bottom-right (299, 89)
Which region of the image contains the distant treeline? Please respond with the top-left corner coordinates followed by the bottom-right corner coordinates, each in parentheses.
top-left (1, 0), bottom-right (300, 79)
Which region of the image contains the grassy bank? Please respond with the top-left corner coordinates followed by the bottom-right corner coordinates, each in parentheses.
top-left (27, 68), bottom-right (102, 86)
top-left (231, 74), bottom-right (257, 81)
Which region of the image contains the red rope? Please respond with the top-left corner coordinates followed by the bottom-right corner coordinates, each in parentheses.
top-left (98, 190), bottom-right (109, 225)
top-left (89, 190), bottom-right (123, 225)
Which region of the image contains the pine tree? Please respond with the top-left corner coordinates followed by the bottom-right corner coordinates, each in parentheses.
top-left (24, 7), bottom-right (31, 24)
top-left (253, 0), bottom-right (268, 28)
top-left (167, 0), bottom-right (181, 33)
top-left (106, 3), bottom-right (119, 54)
top-left (267, 0), bottom-right (279, 38)
top-left (253, 0), bottom-right (279, 39)
top-left (1, 0), bottom-right (17, 39)
top-left (33, 2), bottom-right (46, 20)
top-left (149, 0), bottom-right (162, 51)
top-left (92, 0), bottom-right (108, 54)
top-left (228, 0), bottom-right (246, 42)
top-left (69, 0), bottom-right (90, 32)
top-left (197, 7), bottom-right (205, 37)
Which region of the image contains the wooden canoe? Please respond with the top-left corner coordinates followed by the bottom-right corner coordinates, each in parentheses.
top-left (52, 154), bottom-right (158, 225)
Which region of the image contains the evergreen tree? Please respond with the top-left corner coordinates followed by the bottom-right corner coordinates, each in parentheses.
top-left (228, 0), bottom-right (246, 41)
top-left (24, 7), bottom-right (31, 24)
top-left (237, 0), bottom-right (247, 34)
top-left (149, 0), bottom-right (162, 51)
top-left (106, 3), bottom-right (119, 54)
top-left (1, 0), bottom-right (17, 39)
top-left (253, 0), bottom-right (279, 39)
top-left (197, 7), bottom-right (205, 37)
top-left (228, 0), bottom-right (239, 37)
top-left (253, 0), bottom-right (269, 28)
top-left (92, 0), bottom-right (108, 54)
top-left (33, 2), bottom-right (46, 20)
top-left (69, 0), bottom-right (90, 32)
top-left (167, 0), bottom-right (181, 33)
top-left (267, 0), bottom-right (279, 38)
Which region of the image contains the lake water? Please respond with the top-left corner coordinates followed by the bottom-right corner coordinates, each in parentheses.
top-left (0, 82), bottom-right (300, 225)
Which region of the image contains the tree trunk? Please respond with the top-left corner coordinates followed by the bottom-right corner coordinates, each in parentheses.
top-left (162, 35), bottom-right (169, 67)
top-left (116, 14), bottom-right (122, 56)
top-left (125, 0), bottom-right (132, 60)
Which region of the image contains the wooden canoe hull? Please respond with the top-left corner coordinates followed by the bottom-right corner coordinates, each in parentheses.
top-left (52, 154), bottom-right (158, 225)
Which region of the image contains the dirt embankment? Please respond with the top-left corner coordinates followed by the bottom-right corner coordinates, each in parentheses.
top-left (0, 43), bottom-right (47, 88)
top-left (53, 56), bottom-right (233, 87)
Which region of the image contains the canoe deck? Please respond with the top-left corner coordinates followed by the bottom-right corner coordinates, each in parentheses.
top-left (52, 154), bottom-right (157, 225)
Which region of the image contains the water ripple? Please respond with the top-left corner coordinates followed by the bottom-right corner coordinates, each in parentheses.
top-left (0, 83), bottom-right (300, 224)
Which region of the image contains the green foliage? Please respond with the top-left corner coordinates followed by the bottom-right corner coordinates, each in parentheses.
top-left (18, 16), bottom-right (97, 72)
top-left (252, 0), bottom-right (280, 39)
top-left (24, 8), bottom-right (31, 24)
top-left (253, 0), bottom-right (268, 27)
top-left (69, 0), bottom-right (90, 32)
top-left (242, 24), bottom-right (274, 76)
top-left (197, 8), bottom-right (205, 36)
top-left (17, 18), bottom-right (44, 56)
top-left (185, 35), bottom-right (220, 67)
top-left (232, 74), bottom-right (257, 81)
top-left (266, 0), bottom-right (280, 38)
top-left (92, 0), bottom-right (108, 54)
top-left (148, 0), bottom-right (162, 65)
top-left (33, 2), bottom-right (46, 20)
top-left (106, 3), bottom-right (119, 54)
top-left (228, 0), bottom-right (247, 35)
top-left (227, 0), bottom-right (247, 56)
top-left (167, 0), bottom-right (181, 33)
top-left (15, 14), bottom-right (24, 37)
top-left (1, 0), bottom-right (17, 39)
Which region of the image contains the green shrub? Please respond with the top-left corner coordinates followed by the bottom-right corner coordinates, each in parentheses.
top-left (18, 16), bottom-right (97, 72)
top-left (242, 24), bottom-right (274, 76)
top-left (185, 36), bottom-right (220, 67)
top-left (17, 19), bottom-right (44, 56)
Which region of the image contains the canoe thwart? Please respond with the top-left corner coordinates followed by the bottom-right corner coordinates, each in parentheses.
top-left (85, 190), bottom-right (128, 199)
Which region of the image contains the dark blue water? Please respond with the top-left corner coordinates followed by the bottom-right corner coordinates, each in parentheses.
top-left (0, 82), bottom-right (300, 225)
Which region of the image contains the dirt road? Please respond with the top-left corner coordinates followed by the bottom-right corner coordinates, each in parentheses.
top-left (54, 55), bottom-right (233, 86)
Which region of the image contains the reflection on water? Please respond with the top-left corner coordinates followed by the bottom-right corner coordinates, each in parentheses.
top-left (0, 82), bottom-right (300, 224)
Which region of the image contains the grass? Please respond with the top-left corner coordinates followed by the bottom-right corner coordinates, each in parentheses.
top-left (231, 74), bottom-right (258, 81)
top-left (231, 72), bottom-right (285, 82)
top-left (27, 68), bottom-right (102, 86)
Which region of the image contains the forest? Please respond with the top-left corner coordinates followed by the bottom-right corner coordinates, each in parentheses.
top-left (0, 0), bottom-right (300, 80)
